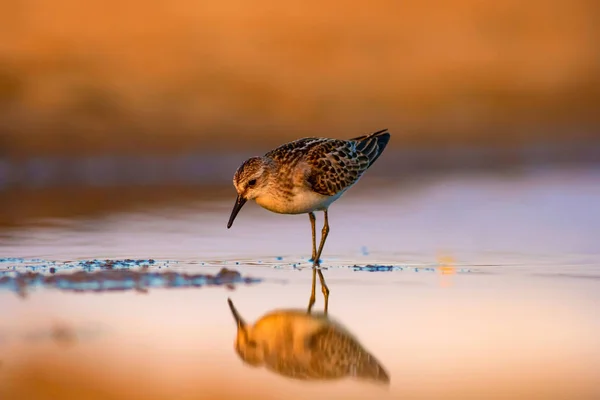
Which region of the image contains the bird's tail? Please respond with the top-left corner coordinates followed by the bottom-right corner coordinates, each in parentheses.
top-left (353, 353), bottom-right (391, 385)
top-left (350, 128), bottom-right (391, 167)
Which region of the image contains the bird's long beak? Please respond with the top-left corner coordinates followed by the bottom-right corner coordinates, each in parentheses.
top-left (227, 298), bottom-right (246, 329)
top-left (227, 194), bottom-right (247, 229)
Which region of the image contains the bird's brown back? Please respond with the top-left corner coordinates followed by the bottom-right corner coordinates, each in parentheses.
top-left (264, 129), bottom-right (391, 197)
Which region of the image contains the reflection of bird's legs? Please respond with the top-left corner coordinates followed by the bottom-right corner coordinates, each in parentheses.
top-left (307, 212), bottom-right (318, 313)
top-left (317, 269), bottom-right (329, 314)
top-left (308, 268), bottom-right (317, 314)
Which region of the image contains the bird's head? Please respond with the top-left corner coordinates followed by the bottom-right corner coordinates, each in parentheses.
top-left (227, 156), bottom-right (271, 228)
top-left (227, 298), bottom-right (265, 367)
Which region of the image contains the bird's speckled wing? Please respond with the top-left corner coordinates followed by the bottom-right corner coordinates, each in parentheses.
top-left (265, 130), bottom-right (390, 197)
top-left (265, 137), bottom-right (369, 197)
top-left (305, 139), bottom-right (371, 196)
top-left (306, 325), bottom-right (390, 383)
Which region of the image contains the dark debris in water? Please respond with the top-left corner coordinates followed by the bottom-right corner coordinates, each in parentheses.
top-left (78, 258), bottom-right (158, 270)
top-left (0, 267), bottom-right (262, 297)
top-left (0, 257), bottom-right (172, 274)
top-left (271, 263), bottom-right (472, 273)
top-left (352, 264), bottom-right (471, 273)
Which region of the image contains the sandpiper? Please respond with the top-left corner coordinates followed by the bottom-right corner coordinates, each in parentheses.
top-left (227, 129), bottom-right (391, 312)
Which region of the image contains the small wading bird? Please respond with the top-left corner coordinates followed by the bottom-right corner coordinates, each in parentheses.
top-left (227, 298), bottom-right (390, 384)
top-left (227, 129), bottom-right (391, 312)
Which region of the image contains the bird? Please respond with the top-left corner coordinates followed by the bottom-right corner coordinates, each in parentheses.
top-left (226, 297), bottom-right (390, 384)
top-left (227, 129), bottom-right (391, 312)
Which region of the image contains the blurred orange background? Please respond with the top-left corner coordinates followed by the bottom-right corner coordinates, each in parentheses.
top-left (1, 0), bottom-right (599, 156)
top-left (2, 5), bottom-right (600, 399)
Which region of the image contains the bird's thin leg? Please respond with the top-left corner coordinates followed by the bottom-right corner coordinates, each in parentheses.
top-left (315, 210), bottom-right (330, 314)
top-left (314, 209), bottom-right (329, 267)
top-left (309, 212), bottom-right (317, 262)
top-left (307, 212), bottom-right (317, 314)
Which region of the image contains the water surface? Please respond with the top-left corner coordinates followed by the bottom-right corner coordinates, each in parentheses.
top-left (1, 166), bottom-right (600, 399)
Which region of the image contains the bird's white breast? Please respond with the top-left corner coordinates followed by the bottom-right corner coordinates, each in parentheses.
top-left (255, 187), bottom-right (345, 215)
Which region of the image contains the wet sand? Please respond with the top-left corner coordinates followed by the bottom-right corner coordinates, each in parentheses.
top-left (1, 166), bottom-right (600, 399)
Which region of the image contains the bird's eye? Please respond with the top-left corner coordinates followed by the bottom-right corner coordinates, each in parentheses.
top-left (248, 340), bottom-right (258, 348)
top-left (248, 179), bottom-right (257, 187)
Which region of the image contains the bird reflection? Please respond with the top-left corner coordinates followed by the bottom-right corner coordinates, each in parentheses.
top-left (227, 297), bottom-right (390, 385)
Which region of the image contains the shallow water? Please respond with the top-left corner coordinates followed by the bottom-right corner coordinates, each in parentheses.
top-left (1, 166), bottom-right (600, 399)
